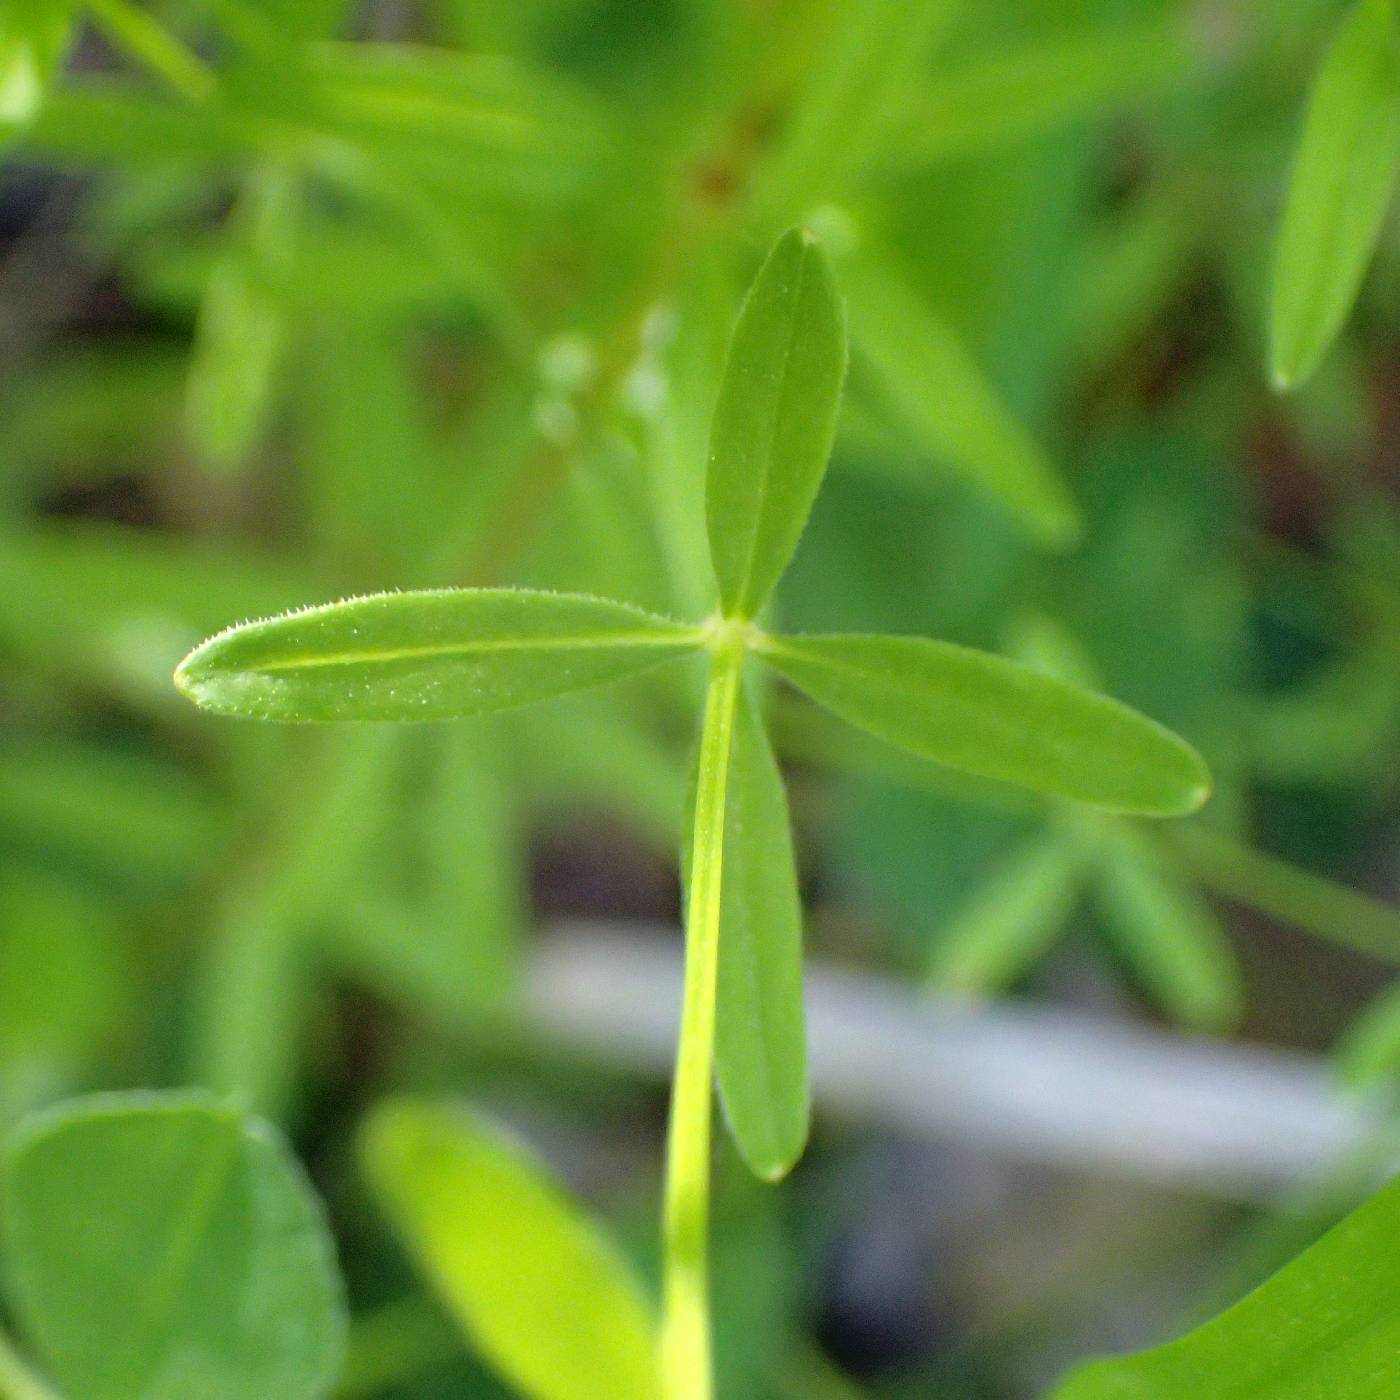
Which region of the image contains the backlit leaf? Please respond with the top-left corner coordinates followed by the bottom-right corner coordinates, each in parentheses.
top-left (1, 1092), bottom-right (345, 1400)
top-left (1050, 1171), bottom-right (1400, 1400)
top-left (0, 0), bottom-right (73, 134)
top-left (705, 228), bottom-right (847, 620)
top-left (756, 632), bottom-right (1211, 815)
top-left (1269, 0), bottom-right (1400, 391)
top-left (715, 680), bottom-right (809, 1181)
top-left (361, 1099), bottom-right (659, 1400)
top-left (174, 588), bottom-right (700, 722)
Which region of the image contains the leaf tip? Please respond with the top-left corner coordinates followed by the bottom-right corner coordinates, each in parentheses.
top-left (1170, 746), bottom-right (1214, 818)
top-left (1268, 354), bottom-right (1300, 394)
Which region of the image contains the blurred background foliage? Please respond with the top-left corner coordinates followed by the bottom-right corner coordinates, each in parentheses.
top-left (5, 0), bottom-right (1400, 1396)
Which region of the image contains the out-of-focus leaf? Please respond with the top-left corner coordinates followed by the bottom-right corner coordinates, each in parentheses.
top-left (361, 1099), bottom-right (660, 1400)
top-left (0, 743), bottom-right (223, 889)
top-left (749, 0), bottom-right (957, 225)
top-left (844, 252), bottom-right (1079, 547)
top-left (20, 79), bottom-right (254, 165)
top-left (517, 690), bottom-right (688, 849)
top-left (306, 137), bottom-right (524, 341)
top-left (187, 166), bottom-right (299, 470)
top-left (418, 724), bottom-right (521, 1010)
top-left (0, 524), bottom-right (314, 700)
top-left (0, 0), bottom-right (74, 134)
top-left (889, 19), bottom-right (1196, 167)
top-left (715, 681), bottom-right (808, 1181)
top-left (1269, 0), bottom-right (1400, 390)
top-left (174, 589), bottom-right (701, 722)
top-left (1050, 1170), bottom-right (1400, 1399)
top-left (298, 319), bottom-right (438, 568)
top-left (1246, 643), bottom-right (1400, 785)
top-left (2, 1092), bottom-right (346, 1400)
top-left (196, 726), bottom-right (401, 1111)
top-left (1066, 188), bottom-right (1197, 379)
top-left (1336, 978), bottom-right (1400, 1087)
top-left (756, 632), bottom-right (1212, 815)
top-left (526, 438), bottom-right (673, 615)
top-left (0, 348), bottom-right (183, 475)
top-left (0, 873), bottom-right (125, 1066)
top-left (640, 259), bottom-right (731, 620)
top-left (927, 832), bottom-right (1082, 993)
top-left (307, 43), bottom-right (609, 197)
top-left (706, 228), bottom-right (847, 620)
top-left (1096, 831), bottom-right (1241, 1030)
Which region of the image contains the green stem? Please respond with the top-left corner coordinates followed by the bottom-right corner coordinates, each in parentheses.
top-left (0, 1328), bottom-right (57, 1400)
top-left (659, 640), bottom-right (743, 1400)
top-left (85, 0), bottom-right (215, 103)
top-left (1169, 826), bottom-right (1400, 965)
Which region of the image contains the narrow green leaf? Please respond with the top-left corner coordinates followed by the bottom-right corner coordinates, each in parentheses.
top-left (1336, 978), bottom-right (1400, 1088)
top-left (174, 588), bottom-right (701, 722)
top-left (306, 42), bottom-right (609, 198)
top-left (705, 228), bottom-right (847, 620)
top-left (845, 253), bottom-right (1079, 547)
top-left (21, 79), bottom-right (255, 164)
top-left (1269, 0), bottom-right (1400, 390)
top-left (1, 1092), bottom-right (346, 1400)
top-left (715, 680), bottom-right (809, 1181)
top-left (756, 632), bottom-right (1211, 816)
top-left (888, 20), bottom-right (1196, 167)
top-left (1050, 1171), bottom-right (1400, 1400)
top-left (361, 1099), bottom-right (659, 1400)
top-left (187, 166), bottom-right (298, 471)
top-left (927, 833), bottom-right (1083, 993)
top-left (1096, 831), bottom-right (1241, 1030)
top-left (749, 0), bottom-right (958, 225)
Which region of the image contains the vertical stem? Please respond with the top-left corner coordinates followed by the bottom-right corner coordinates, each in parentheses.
top-left (659, 640), bottom-right (743, 1400)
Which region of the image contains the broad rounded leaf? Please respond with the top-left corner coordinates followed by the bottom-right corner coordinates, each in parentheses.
top-left (361, 1099), bottom-right (659, 1400)
top-left (1051, 1171), bottom-right (1400, 1399)
top-left (714, 681), bottom-right (809, 1181)
top-left (1, 1092), bottom-right (345, 1400)
top-left (705, 228), bottom-right (847, 620)
top-left (174, 588), bottom-right (700, 721)
top-left (756, 632), bottom-right (1210, 816)
top-left (1269, 0), bottom-right (1400, 391)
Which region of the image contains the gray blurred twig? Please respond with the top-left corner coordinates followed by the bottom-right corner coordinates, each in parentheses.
top-left (527, 923), bottom-right (1392, 1200)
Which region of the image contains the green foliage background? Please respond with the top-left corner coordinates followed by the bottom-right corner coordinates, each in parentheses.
top-left (6, 0), bottom-right (1400, 1396)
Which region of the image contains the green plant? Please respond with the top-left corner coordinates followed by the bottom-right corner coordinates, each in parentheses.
top-left (172, 228), bottom-right (1207, 1398)
top-left (1270, 0), bottom-right (1400, 389)
top-left (0, 1092), bottom-right (344, 1400)
top-left (9, 3), bottom-right (1400, 1400)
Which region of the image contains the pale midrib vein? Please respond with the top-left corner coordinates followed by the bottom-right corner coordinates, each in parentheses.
top-left (241, 629), bottom-right (697, 675)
